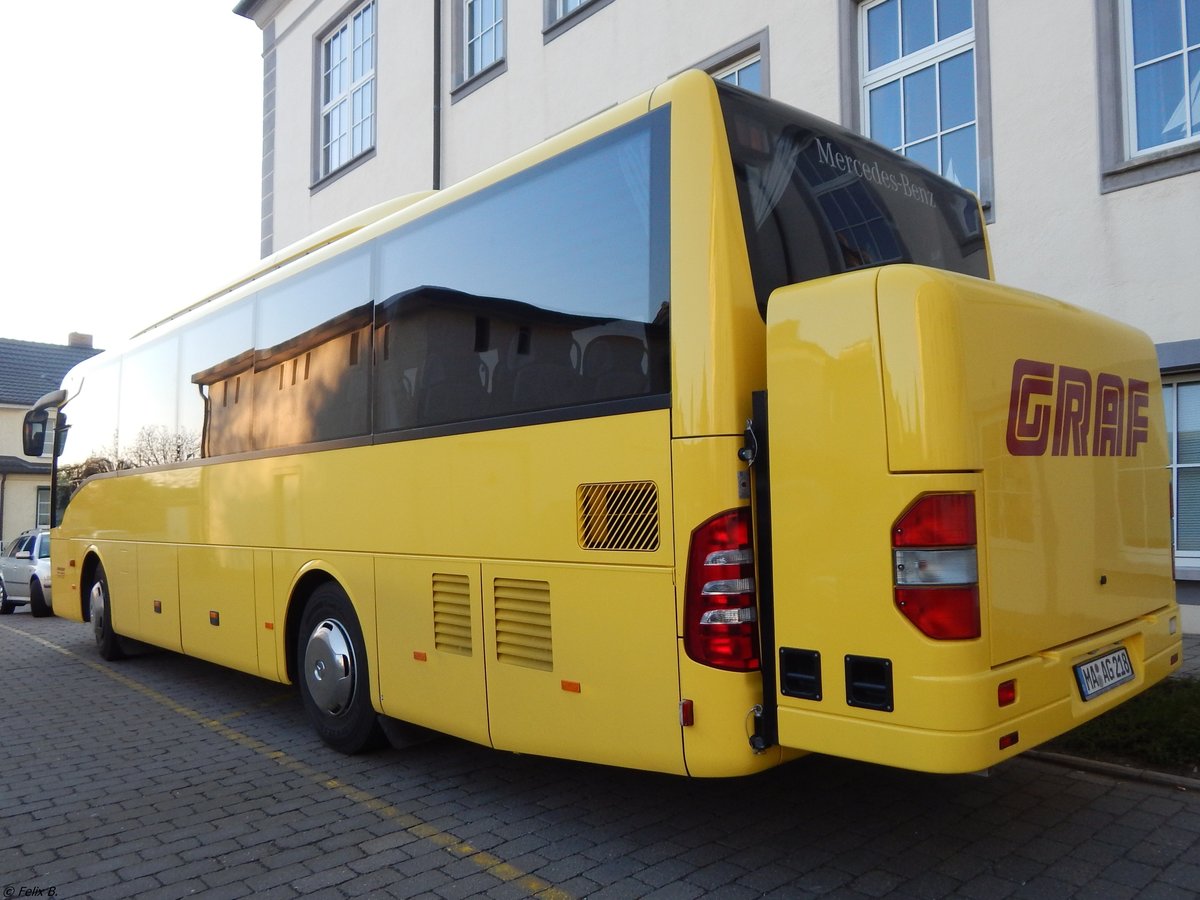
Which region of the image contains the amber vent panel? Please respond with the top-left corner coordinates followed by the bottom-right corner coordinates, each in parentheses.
top-left (577, 481), bottom-right (660, 551)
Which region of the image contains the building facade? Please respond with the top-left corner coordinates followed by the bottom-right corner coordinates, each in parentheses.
top-left (0, 336), bottom-right (101, 545)
top-left (233, 0), bottom-right (1200, 583)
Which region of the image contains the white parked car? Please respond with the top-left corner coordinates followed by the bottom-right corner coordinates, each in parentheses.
top-left (0, 530), bottom-right (52, 617)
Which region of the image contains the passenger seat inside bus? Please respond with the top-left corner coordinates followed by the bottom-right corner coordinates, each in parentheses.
top-left (419, 349), bottom-right (489, 424)
top-left (582, 335), bottom-right (648, 400)
top-left (508, 328), bottom-right (583, 411)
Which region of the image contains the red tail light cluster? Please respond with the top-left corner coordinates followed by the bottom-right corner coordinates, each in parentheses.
top-left (892, 493), bottom-right (980, 640)
top-left (684, 509), bottom-right (760, 671)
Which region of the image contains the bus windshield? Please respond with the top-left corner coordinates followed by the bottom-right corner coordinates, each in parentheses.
top-left (717, 83), bottom-right (989, 316)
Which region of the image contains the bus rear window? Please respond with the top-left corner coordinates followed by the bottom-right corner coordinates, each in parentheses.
top-left (717, 83), bottom-right (988, 317)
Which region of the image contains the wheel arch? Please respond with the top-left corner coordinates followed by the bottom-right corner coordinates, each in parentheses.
top-left (283, 567), bottom-right (339, 687)
top-left (79, 549), bottom-right (104, 622)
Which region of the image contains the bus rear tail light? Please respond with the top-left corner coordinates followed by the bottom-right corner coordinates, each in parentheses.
top-left (684, 509), bottom-right (760, 672)
top-left (892, 493), bottom-right (980, 640)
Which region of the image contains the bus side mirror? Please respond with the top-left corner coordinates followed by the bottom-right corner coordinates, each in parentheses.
top-left (23, 410), bottom-right (48, 457)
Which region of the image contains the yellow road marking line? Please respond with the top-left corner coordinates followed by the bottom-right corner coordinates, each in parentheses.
top-left (3, 623), bottom-right (574, 900)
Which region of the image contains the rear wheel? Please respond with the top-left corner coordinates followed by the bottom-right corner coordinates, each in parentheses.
top-left (296, 582), bottom-right (385, 754)
top-left (90, 563), bottom-right (125, 661)
top-left (30, 580), bottom-right (51, 618)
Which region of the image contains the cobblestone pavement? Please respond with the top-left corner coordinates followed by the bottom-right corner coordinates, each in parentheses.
top-left (2, 612), bottom-right (1198, 900)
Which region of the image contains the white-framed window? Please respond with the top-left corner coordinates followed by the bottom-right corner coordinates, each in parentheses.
top-left (319, 0), bottom-right (376, 180)
top-left (713, 55), bottom-right (764, 94)
top-left (544, 0), bottom-right (614, 39)
top-left (859, 0), bottom-right (979, 195)
top-left (36, 486), bottom-right (50, 529)
top-left (1165, 378), bottom-right (1200, 573)
top-left (556, 0), bottom-right (587, 20)
top-left (465, 0), bottom-right (505, 79)
top-left (1123, 0), bottom-right (1200, 156)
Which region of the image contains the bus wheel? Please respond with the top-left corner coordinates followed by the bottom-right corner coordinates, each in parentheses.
top-left (90, 563), bottom-right (125, 661)
top-left (30, 580), bottom-right (51, 618)
top-left (297, 583), bottom-right (385, 754)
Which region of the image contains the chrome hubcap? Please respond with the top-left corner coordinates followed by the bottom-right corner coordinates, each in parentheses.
top-left (304, 619), bottom-right (355, 716)
top-left (90, 581), bottom-right (107, 643)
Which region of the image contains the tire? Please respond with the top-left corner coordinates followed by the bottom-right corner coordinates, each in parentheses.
top-left (89, 563), bottom-right (125, 661)
top-left (30, 580), bottom-right (51, 618)
top-left (296, 582), bottom-right (385, 754)
top-left (0, 602), bottom-right (13, 615)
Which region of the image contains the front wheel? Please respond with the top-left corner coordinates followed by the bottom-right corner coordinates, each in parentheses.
top-left (30, 580), bottom-right (51, 618)
top-left (296, 582), bottom-right (385, 754)
top-left (90, 563), bottom-right (125, 661)
top-left (0, 580), bottom-right (11, 614)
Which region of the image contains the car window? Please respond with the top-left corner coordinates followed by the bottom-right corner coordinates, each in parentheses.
top-left (37, 537), bottom-right (50, 559)
top-left (2, 538), bottom-right (18, 557)
top-left (16, 536), bottom-right (33, 556)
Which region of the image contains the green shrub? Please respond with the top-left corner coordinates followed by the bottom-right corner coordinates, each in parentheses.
top-left (1045, 676), bottom-right (1200, 775)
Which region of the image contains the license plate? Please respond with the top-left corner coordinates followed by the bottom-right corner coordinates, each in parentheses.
top-left (1073, 647), bottom-right (1134, 701)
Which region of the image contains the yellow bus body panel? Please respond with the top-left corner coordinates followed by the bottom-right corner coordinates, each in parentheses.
top-left (652, 70), bottom-right (764, 441)
top-left (765, 269), bottom-right (1181, 773)
top-left (876, 266), bottom-right (1175, 664)
top-left (55, 409), bottom-right (682, 771)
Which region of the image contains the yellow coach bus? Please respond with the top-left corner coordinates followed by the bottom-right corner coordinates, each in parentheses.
top-left (24, 71), bottom-right (1181, 776)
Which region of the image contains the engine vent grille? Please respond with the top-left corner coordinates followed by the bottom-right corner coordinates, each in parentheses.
top-left (494, 578), bottom-right (553, 671)
top-left (577, 481), bottom-right (660, 551)
top-left (433, 573), bottom-right (472, 656)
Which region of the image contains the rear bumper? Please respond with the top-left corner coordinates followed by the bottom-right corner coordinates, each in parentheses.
top-left (775, 605), bottom-right (1183, 774)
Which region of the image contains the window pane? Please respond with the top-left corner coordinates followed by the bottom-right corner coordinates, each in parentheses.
top-left (1135, 55), bottom-right (1187, 148)
top-left (903, 66), bottom-right (937, 141)
top-left (939, 49), bottom-right (975, 129)
top-left (937, 0), bottom-right (972, 38)
top-left (1132, 0), bottom-right (1183, 64)
top-left (1189, 0), bottom-right (1200, 45)
top-left (868, 0), bottom-right (900, 70)
top-left (1179, 468), bottom-right (1200, 550)
top-left (1191, 49), bottom-right (1200, 134)
top-left (941, 125), bottom-right (977, 191)
top-left (902, 0), bottom-right (935, 55)
top-left (870, 80), bottom-right (903, 148)
top-left (1179, 382), bottom-right (1200, 463)
top-left (738, 60), bottom-right (762, 93)
top-left (906, 136), bottom-right (939, 171)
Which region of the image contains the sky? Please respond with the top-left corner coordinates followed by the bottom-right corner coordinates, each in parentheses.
top-left (0, 2), bottom-right (263, 351)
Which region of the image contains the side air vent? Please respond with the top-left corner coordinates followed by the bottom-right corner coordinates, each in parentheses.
top-left (494, 578), bottom-right (553, 671)
top-left (578, 481), bottom-right (660, 551)
top-left (433, 573), bottom-right (472, 656)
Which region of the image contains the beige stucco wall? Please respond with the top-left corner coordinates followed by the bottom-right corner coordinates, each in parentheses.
top-left (250, 0), bottom-right (1198, 349)
top-left (985, 0), bottom-right (1200, 344)
top-left (268, 0), bottom-right (435, 250)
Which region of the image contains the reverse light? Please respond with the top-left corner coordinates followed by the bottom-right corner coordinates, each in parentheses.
top-left (684, 509), bottom-right (760, 672)
top-left (892, 493), bottom-right (980, 640)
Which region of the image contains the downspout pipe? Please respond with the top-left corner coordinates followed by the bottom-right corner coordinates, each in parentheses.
top-left (433, 0), bottom-right (443, 190)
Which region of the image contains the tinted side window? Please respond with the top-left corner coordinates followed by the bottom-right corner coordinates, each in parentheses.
top-left (184, 298), bottom-right (256, 458)
top-left (374, 107), bottom-right (670, 432)
top-left (253, 250), bottom-right (372, 449)
top-left (119, 336), bottom-right (189, 468)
